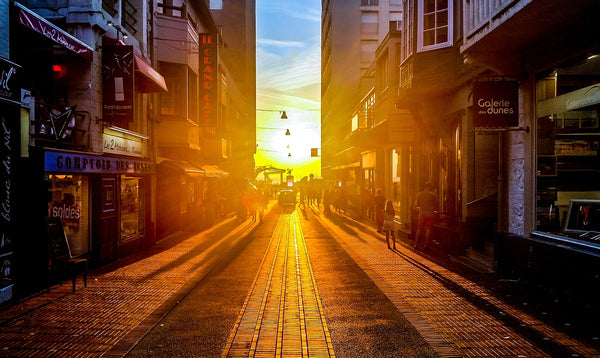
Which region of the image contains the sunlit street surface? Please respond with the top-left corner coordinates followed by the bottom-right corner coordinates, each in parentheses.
top-left (1, 202), bottom-right (599, 357)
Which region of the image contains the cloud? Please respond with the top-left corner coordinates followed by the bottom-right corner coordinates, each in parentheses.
top-left (257, 38), bottom-right (305, 48)
top-left (259, 0), bottom-right (321, 23)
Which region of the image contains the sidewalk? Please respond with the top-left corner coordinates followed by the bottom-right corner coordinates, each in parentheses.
top-left (0, 215), bottom-right (261, 357)
top-left (312, 206), bottom-right (600, 357)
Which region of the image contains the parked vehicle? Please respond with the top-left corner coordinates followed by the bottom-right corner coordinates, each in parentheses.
top-left (278, 189), bottom-right (296, 207)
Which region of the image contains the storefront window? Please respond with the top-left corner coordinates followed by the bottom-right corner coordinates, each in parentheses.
top-left (47, 175), bottom-right (89, 255)
top-left (120, 176), bottom-right (145, 245)
top-left (536, 53), bottom-right (600, 244)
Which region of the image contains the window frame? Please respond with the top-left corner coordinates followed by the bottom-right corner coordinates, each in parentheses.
top-left (417, 0), bottom-right (453, 52)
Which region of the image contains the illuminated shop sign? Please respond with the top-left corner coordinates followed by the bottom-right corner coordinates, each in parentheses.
top-left (473, 81), bottom-right (519, 128)
top-left (200, 34), bottom-right (217, 127)
top-left (0, 57), bottom-right (22, 105)
top-left (44, 151), bottom-right (154, 175)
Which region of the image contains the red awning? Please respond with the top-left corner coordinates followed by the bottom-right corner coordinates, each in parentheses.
top-left (134, 56), bottom-right (168, 93)
top-left (15, 2), bottom-right (93, 60)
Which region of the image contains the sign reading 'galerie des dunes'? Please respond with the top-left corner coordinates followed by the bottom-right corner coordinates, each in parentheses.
top-left (473, 81), bottom-right (519, 128)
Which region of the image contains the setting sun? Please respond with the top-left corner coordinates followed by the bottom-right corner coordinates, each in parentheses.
top-left (255, 0), bottom-right (321, 181)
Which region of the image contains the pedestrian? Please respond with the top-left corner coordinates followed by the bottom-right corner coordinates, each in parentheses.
top-left (414, 181), bottom-right (438, 251)
top-left (383, 200), bottom-right (396, 249)
top-left (374, 188), bottom-right (386, 233)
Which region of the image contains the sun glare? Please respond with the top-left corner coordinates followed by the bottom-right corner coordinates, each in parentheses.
top-left (255, 109), bottom-right (320, 180)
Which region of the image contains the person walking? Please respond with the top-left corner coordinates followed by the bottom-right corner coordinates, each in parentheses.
top-left (374, 188), bottom-right (386, 233)
top-left (383, 200), bottom-right (396, 249)
top-left (415, 181), bottom-right (438, 251)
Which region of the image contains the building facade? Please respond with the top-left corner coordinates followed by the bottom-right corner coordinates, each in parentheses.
top-left (321, 0), bottom-right (402, 186)
top-left (0, 0), bottom-right (255, 302)
top-left (326, 0), bottom-right (600, 305)
top-left (460, 0), bottom-right (600, 304)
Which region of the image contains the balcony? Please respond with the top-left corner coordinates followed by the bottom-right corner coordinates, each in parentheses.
top-left (461, 0), bottom-right (600, 74)
top-left (156, 119), bottom-right (201, 151)
top-left (155, 4), bottom-right (198, 67)
top-left (397, 47), bottom-right (459, 106)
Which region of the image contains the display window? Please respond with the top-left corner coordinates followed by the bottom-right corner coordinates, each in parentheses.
top-left (120, 176), bottom-right (145, 245)
top-left (47, 175), bottom-right (90, 255)
top-left (535, 53), bottom-right (600, 244)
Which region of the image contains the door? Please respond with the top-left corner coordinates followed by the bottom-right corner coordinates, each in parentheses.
top-left (93, 176), bottom-right (118, 265)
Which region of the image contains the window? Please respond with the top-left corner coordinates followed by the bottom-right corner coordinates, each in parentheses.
top-left (157, 0), bottom-right (184, 17)
top-left (417, 0), bottom-right (453, 52)
top-left (361, 12), bottom-right (378, 35)
top-left (210, 0), bottom-right (223, 10)
top-left (402, 0), bottom-right (414, 62)
top-left (361, 0), bottom-right (379, 5)
top-left (377, 51), bottom-right (389, 93)
top-left (48, 175), bottom-right (90, 256)
top-left (159, 62), bottom-right (186, 117)
top-left (120, 176), bottom-right (145, 244)
top-left (535, 54), bottom-right (600, 243)
top-left (390, 0), bottom-right (402, 5)
top-left (361, 40), bottom-right (377, 64)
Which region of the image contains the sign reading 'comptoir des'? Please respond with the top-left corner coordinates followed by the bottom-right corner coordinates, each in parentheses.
top-left (473, 81), bottom-right (519, 128)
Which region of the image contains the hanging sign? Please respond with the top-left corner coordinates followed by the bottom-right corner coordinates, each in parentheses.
top-left (102, 45), bottom-right (134, 124)
top-left (0, 58), bottom-right (22, 105)
top-left (200, 34), bottom-right (217, 127)
top-left (473, 81), bottom-right (518, 128)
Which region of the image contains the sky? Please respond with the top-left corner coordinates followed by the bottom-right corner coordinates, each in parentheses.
top-left (255, 0), bottom-right (322, 182)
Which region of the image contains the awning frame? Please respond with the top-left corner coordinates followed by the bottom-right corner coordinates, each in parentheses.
top-left (15, 2), bottom-right (93, 60)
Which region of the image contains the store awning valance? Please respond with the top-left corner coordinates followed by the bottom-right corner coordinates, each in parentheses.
top-left (134, 55), bottom-right (168, 93)
top-left (158, 159), bottom-right (205, 177)
top-left (15, 2), bottom-right (93, 60)
top-left (201, 165), bottom-right (230, 178)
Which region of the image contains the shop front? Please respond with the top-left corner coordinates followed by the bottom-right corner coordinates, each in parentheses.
top-left (498, 50), bottom-right (600, 305)
top-left (535, 55), bottom-right (600, 244)
top-left (44, 150), bottom-right (154, 265)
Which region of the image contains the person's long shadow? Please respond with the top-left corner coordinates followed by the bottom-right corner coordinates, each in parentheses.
top-left (125, 217), bottom-right (258, 285)
top-left (385, 247), bottom-right (579, 357)
top-left (318, 210), bottom-right (368, 243)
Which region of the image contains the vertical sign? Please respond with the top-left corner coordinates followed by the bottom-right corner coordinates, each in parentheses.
top-left (102, 45), bottom-right (134, 124)
top-left (200, 34), bottom-right (217, 127)
top-left (473, 81), bottom-right (519, 128)
top-left (0, 57), bottom-right (21, 301)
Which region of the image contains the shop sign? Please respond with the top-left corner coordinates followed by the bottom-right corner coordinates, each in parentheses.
top-left (102, 45), bottom-right (134, 124)
top-left (103, 132), bottom-right (143, 158)
top-left (473, 81), bottom-right (518, 128)
top-left (0, 58), bottom-right (22, 105)
top-left (15, 2), bottom-right (93, 60)
top-left (200, 34), bottom-right (217, 127)
top-left (0, 108), bottom-right (18, 295)
top-left (44, 151), bottom-right (154, 175)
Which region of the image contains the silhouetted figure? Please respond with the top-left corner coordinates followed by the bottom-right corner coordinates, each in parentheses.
top-left (415, 181), bottom-right (438, 251)
top-left (374, 188), bottom-right (385, 233)
top-left (383, 200), bottom-right (396, 249)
